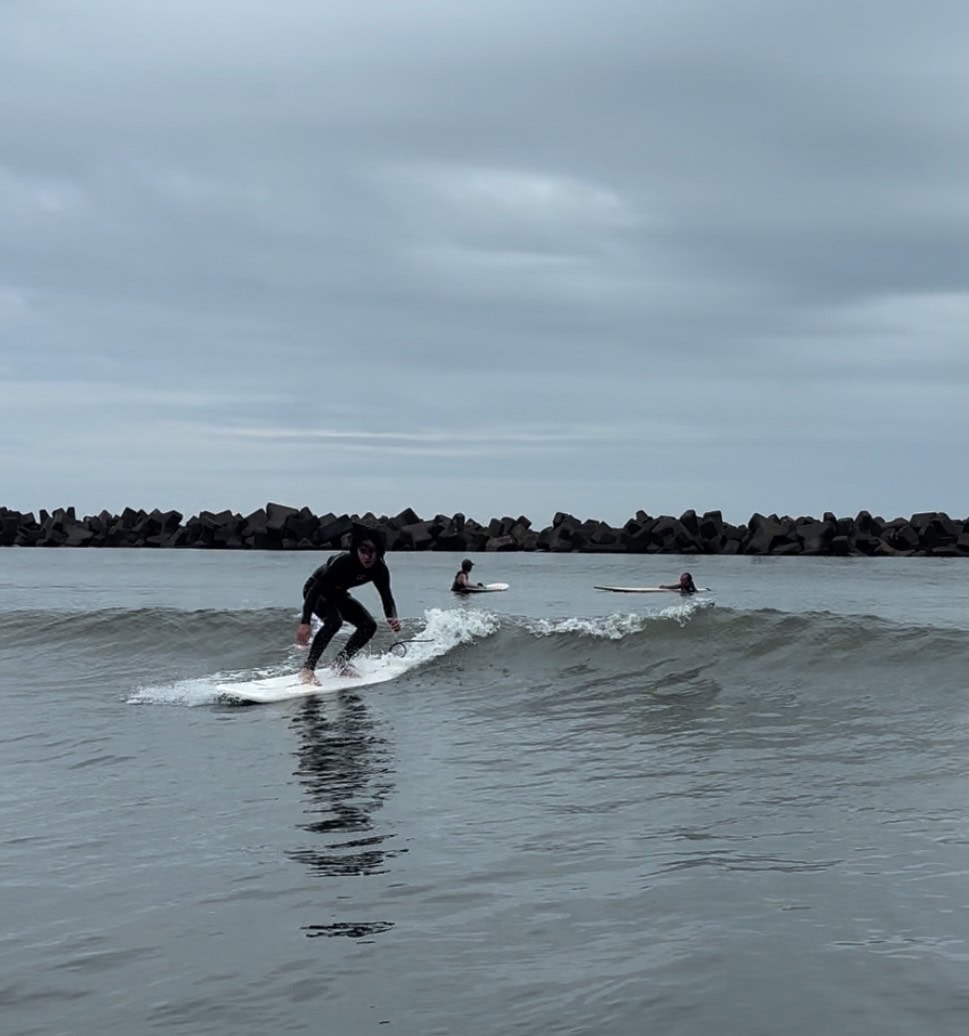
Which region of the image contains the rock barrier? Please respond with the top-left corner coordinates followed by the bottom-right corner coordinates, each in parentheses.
top-left (2, 505), bottom-right (969, 557)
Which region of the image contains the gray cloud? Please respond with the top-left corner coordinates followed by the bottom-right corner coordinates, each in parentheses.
top-left (2, 0), bottom-right (969, 525)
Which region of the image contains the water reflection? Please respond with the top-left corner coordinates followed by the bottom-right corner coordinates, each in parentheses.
top-left (288, 692), bottom-right (401, 939)
top-left (288, 692), bottom-right (398, 875)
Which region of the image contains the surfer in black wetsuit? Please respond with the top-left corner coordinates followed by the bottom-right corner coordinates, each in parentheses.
top-left (295, 526), bottom-right (401, 684)
top-left (450, 558), bottom-right (483, 593)
top-left (659, 572), bottom-right (698, 594)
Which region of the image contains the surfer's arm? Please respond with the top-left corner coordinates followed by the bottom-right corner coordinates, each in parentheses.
top-left (372, 564), bottom-right (399, 625)
top-left (300, 572), bottom-right (325, 623)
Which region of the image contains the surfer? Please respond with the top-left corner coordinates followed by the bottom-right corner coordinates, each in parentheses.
top-left (660, 572), bottom-right (698, 594)
top-left (451, 558), bottom-right (484, 593)
top-left (295, 526), bottom-right (401, 684)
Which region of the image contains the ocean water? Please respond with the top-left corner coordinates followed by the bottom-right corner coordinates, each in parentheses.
top-left (2, 548), bottom-right (969, 1036)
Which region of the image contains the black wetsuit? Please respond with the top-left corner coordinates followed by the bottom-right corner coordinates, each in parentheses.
top-left (301, 552), bottom-right (397, 670)
top-left (451, 570), bottom-right (470, 593)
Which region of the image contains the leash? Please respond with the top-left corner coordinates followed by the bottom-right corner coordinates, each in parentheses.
top-left (389, 639), bottom-right (432, 658)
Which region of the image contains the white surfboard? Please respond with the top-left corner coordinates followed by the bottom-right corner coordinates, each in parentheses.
top-left (461, 582), bottom-right (510, 593)
top-left (594, 585), bottom-right (711, 593)
top-left (215, 661), bottom-right (402, 704)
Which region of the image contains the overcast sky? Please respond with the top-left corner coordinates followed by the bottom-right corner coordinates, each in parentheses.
top-left (2, 0), bottom-right (968, 527)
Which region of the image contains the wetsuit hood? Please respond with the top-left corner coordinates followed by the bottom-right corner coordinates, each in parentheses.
top-left (350, 523), bottom-right (386, 559)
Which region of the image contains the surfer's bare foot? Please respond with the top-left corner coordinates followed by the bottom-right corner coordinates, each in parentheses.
top-left (298, 668), bottom-right (320, 686)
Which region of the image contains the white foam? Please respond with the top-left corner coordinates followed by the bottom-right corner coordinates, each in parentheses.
top-left (419, 606), bottom-right (502, 646)
top-left (127, 606), bottom-right (501, 706)
top-left (527, 613), bottom-right (648, 639)
top-left (126, 675), bottom-right (245, 707)
top-left (525, 599), bottom-right (711, 640)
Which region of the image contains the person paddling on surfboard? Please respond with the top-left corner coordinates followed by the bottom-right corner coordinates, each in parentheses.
top-left (659, 572), bottom-right (698, 594)
top-left (295, 526), bottom-right (401, 684)
top-left (451, 558), bottom-right (484, 593)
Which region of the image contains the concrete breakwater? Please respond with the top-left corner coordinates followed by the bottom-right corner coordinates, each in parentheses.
top-left (2, 504), bottom-right (969, 557)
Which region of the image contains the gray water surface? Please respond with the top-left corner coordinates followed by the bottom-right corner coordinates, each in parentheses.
top-left (2, 550), bottom-right (969, 1035)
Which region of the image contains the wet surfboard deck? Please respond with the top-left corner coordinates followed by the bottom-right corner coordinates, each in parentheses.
top-left (215, 664), bottom-right (401, 704)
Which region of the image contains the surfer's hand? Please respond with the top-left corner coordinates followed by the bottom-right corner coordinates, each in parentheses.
top-left (295, 623), bottom-right (311, 646)
top-left (387, 617), bottom-right (401, 633)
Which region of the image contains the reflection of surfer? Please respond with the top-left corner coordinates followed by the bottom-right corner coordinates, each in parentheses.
top-left (451, 558), bottom-right (483, 593)
top-left (659, 572), bottom-right (698, 594)
top-left (288, 698), bottom-right (398, 940)
top-left (289, 698), bottom-right (389, 874)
